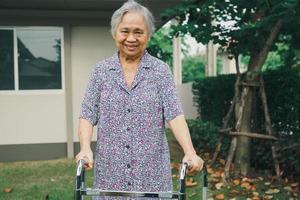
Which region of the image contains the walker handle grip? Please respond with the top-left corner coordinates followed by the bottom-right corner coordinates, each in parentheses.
top-left (75, 159), bottom-right (86, 200)
top-left (179, 162), bottom-right (188, 200)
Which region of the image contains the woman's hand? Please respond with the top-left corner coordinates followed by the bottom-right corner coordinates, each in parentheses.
top-left (75, 148), bottom-right (94, 170)
top-left (183, 153), bottom-right (204, 173)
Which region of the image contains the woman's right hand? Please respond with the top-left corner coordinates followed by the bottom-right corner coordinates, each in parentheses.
top-left (75, 148), bottom-right (94, 170)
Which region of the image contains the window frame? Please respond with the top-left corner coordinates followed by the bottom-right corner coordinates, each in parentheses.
top-left (0, 26), bottom-right (65, 95)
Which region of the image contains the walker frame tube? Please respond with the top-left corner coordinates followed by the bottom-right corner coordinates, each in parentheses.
top-left (75, 160), bottom-right (188, 200)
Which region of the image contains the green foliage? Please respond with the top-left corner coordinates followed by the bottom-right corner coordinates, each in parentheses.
top-left (240, 41), bottom-right (300, 71)
top-left (182, 55), bottom-right (205, 83)
top-left (186, 119), bottom-right (230, 156)
top-left (263, 67), bottom-right (300, 174)
top-left (163, 0), bottom-right (300, 57)
top-left (193, 74), bottom-right (237, 126)
top-left (147, 27), bottom-right (173, 67)
top-left (192, 67), bottom-right (300, 176)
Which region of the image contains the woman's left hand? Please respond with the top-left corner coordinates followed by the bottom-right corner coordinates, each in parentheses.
top-left (182, 153), bottom-right (204, 173)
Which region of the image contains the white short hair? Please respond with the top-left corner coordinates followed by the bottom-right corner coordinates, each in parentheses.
top-left (110, 0), bottom-right (155, 37)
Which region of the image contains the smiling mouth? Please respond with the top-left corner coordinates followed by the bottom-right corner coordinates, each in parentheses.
top-left (125, 45), bottom-right (138, 51)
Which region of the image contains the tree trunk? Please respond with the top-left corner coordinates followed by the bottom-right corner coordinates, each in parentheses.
top-left (234, 85), bottom-right (254, 176)
top-left (233, 19), bottom-right (283, 176)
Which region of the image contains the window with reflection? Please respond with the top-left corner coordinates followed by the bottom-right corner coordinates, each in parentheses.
top-left (0, 27), bottom-right (62, 91)
top-left (17, 29), bottom-right (62, 90)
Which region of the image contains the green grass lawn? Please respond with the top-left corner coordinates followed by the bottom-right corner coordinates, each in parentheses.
top-left (0, 132), bottom-right (298, 200)
top-left (0, 158), bottom-right (206, 200)
top-left (0, 159), bottom-right (77, 200)
top-left (1, 158), bottom-right (298, 200)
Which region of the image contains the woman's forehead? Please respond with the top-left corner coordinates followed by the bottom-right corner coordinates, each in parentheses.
top-left (118, 12), bottom-right (147, 29)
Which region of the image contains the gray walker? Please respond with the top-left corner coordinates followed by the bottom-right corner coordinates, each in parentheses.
top-left (75, 160), bottom-right (208, 200)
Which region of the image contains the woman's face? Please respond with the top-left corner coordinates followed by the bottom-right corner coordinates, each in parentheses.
top-left (114, 11), bottom-right (150, 59)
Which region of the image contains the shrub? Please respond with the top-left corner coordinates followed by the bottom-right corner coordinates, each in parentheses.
top-left (186, 119), bottom-right (231, 157)
top-left (192, 67), bottom-right (300, 176)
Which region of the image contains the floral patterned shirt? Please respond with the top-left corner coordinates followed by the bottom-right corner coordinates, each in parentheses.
top-left (79, 51), bottom-right (183, 199)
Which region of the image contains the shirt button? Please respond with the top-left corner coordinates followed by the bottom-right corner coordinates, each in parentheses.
top-left (127, 108), bottom-right (131, 113)
top-left (128, 182), bottom-right (132, 186)
top-left (126, 127), bottom-right (130, 131)
top-left (125, 145), bottom-right (130, 149)
top-left (127, 164), bottom-right (131, 168)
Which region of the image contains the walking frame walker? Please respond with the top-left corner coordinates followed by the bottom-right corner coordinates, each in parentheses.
top-left (75, 159), bottom-right (208, 200)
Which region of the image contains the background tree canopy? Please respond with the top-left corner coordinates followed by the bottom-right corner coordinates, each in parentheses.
top-left (159, 0), bottom-right (300, 177)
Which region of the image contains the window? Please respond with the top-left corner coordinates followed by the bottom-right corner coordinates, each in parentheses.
top-left (0, 27), bottom-right (63, 91)
top-left (0, 29), bottom-right (14, 90)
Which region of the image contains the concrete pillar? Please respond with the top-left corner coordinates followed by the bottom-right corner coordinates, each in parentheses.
top-left (64, 24), bottom-right (74, 159)
top-left (222, 52), bottom-right (236, 74)
top-left (206, 41), bottom-right (217, 76)
top-left (173, 36), bottom-right (182, 85)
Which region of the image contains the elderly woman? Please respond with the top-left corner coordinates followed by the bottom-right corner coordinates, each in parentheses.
top-left (76, 0), bottom-right (204, 198)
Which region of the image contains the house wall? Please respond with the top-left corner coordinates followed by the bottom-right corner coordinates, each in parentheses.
top-left (0, 94), bottom-right (66, 144)
top-left (70, 26), bottom-right (116, 142)
top-left (0, 26), bottom-right (116, 161)
top-left (0, 26), bottom-right (199, 162)
top-left (177, 82), bottom-right (199, 119)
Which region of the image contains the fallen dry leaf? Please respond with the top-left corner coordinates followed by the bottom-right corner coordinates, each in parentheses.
top-left (251, 185), bottom-right (257, 191)
top-left (3, 187), bottom-right (13, 193)
top-left (228, 189), bottom-right (239, 197)
top-left (185, 178), bottom-right (198, 187)
top-left (292, 192), bottom-right (299, 197)
top-left (265, 189), bottom-right (280, 194)
top-left (233, 179), bottom-right (240, 185)
top-left (252, 191), bottom-right (259, 196)
top-left (258, 177), bottom-right (264, 181)
top-left (241, 182), bottom-right (252, 190)
top-left (264, 182), bottom-right (271, 186)
top-left (284, 177), bottom-right (289, 183)
top-left (242, 177), bottom-right (250, 182)
top-left (212, 177), bottom-right (221, 183)
top-left (215, 193), bottom-right (225, 200)
top-left (219, 159), bottom-right (226, 165)
top-left (252, 196), bottom-right (260, 200)
top-left (283, 186), bottom-right (293, 192)
top-left (207, 167), bottom-right (214, 174)
top-left (171, 162), bottom-right (181, 170)
top-left (264, 195), bottom-right (273, 199)
top-left (291, 183), bottom-right (299, 187)
top-left (215, 182), bottom-right (224, 190)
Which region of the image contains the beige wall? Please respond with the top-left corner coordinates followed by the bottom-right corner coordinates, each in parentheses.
top-left (0, 26), bottom-right (198, 147)
top-left (71, 26), bottom-right (116, 142)
top-left (0, 93), bottom-right (66, 145)
top-left (177, 83), bottom-right (199, 119)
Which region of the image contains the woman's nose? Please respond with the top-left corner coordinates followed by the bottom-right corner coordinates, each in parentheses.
top-left (126, 33), bottom-right (136, 42)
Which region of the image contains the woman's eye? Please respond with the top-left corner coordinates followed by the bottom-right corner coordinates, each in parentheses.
top-left (134, 32), bottom-right (143, 36)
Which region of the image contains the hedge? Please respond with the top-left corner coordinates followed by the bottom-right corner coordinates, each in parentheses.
top-left (191, 67), bottom-right (300, 176)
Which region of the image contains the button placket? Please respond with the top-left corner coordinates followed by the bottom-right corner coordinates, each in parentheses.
top-left (124, 93), bottom-right (134, 190)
